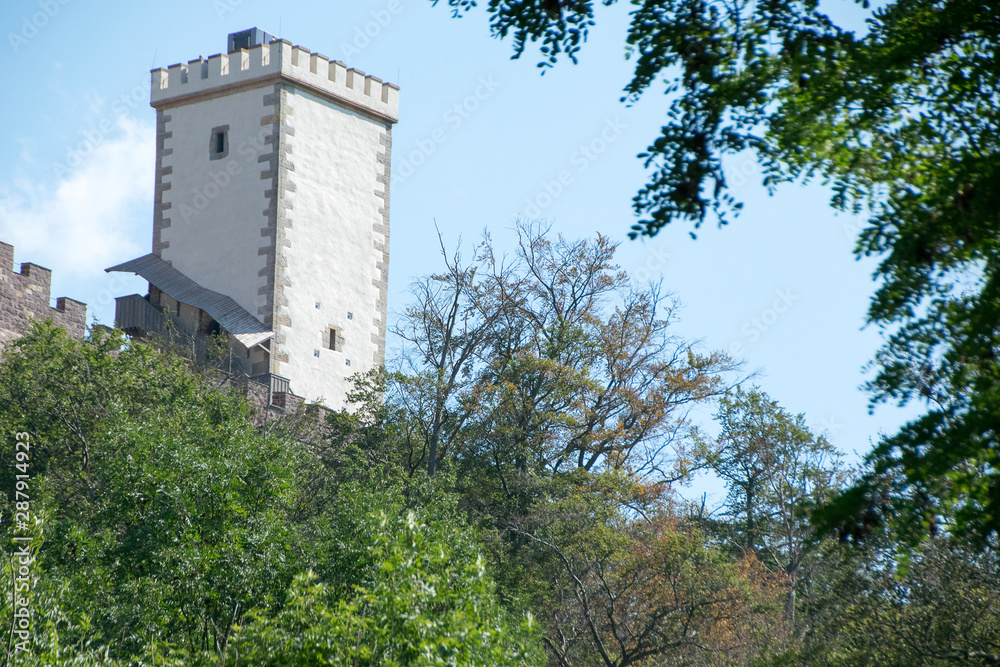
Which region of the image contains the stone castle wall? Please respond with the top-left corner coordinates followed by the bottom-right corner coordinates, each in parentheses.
top-left (0, 242), bottom-right (87, 344)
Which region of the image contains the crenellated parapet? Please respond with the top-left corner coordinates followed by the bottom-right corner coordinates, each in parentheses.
top-left (0, 241), bottom-right (87, 344)
top-left (151, 39), bottom-right (399, 124)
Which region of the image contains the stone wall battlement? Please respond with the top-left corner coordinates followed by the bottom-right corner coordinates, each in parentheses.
top-left (0, 242), bottom-right (87, 343)
top-left (151, 39), bottom-right (399, 123)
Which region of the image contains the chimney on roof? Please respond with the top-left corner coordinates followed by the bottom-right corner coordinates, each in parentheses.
top-left (227, 28), bottom-right (275, 53)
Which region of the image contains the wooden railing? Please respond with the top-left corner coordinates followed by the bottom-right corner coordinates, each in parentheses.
top-left (249, 372), bottom-right (292, 407)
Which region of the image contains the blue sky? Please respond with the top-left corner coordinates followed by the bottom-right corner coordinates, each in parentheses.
top-left (0, 0), bottom-right (922, 498)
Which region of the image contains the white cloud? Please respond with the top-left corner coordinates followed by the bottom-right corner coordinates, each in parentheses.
top-left (0, 115), bottom-right (154, 277)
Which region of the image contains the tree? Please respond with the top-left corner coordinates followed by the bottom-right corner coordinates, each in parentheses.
top-left (226, 511), bottom-right (543, 667)
top-left (393, 233), bottom-right (509, 477)
top-left (429, 0), bottom-right (1000, 545)
top-left (697, 387), bottom-right (843, 627)
top-left (512, 475), bottom-right (786, 666)
top-left (0, 324), bottom-right (313, 658)
top-left (393, 222), bottom-right (738, 513)
top-left (0, 323), bottom-right (540, 664)
top-left (393, 224), bottom-right (775, 665)
top-left (763, 538), bottom-right (1000, 666)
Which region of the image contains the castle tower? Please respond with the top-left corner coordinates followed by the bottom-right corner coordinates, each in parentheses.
top-left (108, 29), bottom-right (398, 408)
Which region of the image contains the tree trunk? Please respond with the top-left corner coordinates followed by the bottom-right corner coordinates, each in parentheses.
top-left (785, 570), bottom-right (796, 629)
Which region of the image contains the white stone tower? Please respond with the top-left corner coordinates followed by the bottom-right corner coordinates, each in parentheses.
top-left (109, 29), bottom-right (398, 408)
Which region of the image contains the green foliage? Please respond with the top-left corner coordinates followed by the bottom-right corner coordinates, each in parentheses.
top-left (516, 473), bottom-right (787, 665)
top-left (758, 539), bottom-right (1000, 666)
top-left (393, 222), bottom-right (737, 503)
top-left (0, 322), bottom-right (539, 665)
top-left (0, 324), bottom-right (306, 656)
top-left (229, 511), bottom-right (542, 666)
top-left (697, 387), bottom-right (843, 556)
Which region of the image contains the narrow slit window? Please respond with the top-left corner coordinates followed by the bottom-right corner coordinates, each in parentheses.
top-left (209, 124), bottom-right (230, 160)
top-left (326, 326), bottom-right (341, 352)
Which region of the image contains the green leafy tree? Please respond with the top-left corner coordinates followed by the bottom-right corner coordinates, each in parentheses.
top-left (761, 538), bottom-right (1000, 666)
top-left (394, 221), bottom-right (738, 498)
top-left (0, 324), bottom-right (311, 657)
top-left (225, 510), bottom-right (543, 666)
top-left (0, 323), bottom-right (539, 664)
top-left (697, 387), bottom-right (843, 627)
top-left (512, 472), bottom-right (786, 666)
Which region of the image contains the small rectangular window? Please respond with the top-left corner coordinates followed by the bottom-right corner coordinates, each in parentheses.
top-left (326, 326), bottom-right (341, 352)
top-left (209, 124), bottom-right (230, 160)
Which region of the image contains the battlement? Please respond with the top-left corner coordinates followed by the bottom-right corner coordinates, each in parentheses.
top-left (151, 39), bottom-right (399, 123)
top-left (0, 241), bottom-right (87, 344)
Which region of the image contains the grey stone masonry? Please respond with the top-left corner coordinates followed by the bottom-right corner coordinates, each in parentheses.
top-left (0, 241), bottom-right (87, 344)
top-left (258, 83), bottom-right (296, 372)
top-left (372, 124), bottom-right (392, 365)
top-left (152, 111), bottom-right (173, 256)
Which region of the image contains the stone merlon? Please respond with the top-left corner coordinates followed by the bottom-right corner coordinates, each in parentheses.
top-left (0, 241), bottom-right (87, 344)
top-left (151, 39), bottom-right (400, 124)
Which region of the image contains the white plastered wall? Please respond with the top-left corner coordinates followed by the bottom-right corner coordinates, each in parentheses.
top-left (159, 87), bottom-right (271, 318)
top-left (278, 87), bottom-right (385, 406)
